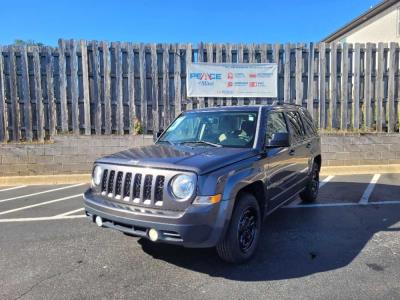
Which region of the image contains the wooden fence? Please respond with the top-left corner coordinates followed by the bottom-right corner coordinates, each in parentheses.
top-left (0, 40), bottom-right (399, 142)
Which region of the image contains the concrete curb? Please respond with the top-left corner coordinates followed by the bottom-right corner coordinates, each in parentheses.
top-left (0, 174), bottom-right (91, 186)
top-left (0, 164), bottom-right (400, 186)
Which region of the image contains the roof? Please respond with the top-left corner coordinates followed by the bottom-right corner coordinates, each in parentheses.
top-left (322, 0), bottom-right (399, 43)
top-left (185, 104), bottom-right (301, 113)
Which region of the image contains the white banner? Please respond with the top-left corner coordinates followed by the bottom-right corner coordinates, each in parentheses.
top-left (187, 63), bottom-right (277, 98)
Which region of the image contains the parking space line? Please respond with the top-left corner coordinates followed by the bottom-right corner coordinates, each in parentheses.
top-left (320, 175), bottom-right (334, 188)
top-left (55, 208), bottom-right (84, 217)
top-left (359, 174), bottom-right (381, 205)
top-left (285, 200), bottom-right (400, 208)
top-left (0, 194), bottom-right (82, 215)
top-left (0, 186), bottom-right (27, 192)
top-left (0, 183), bottom-right (86, 203)
top-left (0, 215), bottom-right (86, 222)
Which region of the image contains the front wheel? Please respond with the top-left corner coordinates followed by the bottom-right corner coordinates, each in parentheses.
top-left (216, 193), bottom-right (261, 264)
top-left (299, 162), bottom-right (320, 203)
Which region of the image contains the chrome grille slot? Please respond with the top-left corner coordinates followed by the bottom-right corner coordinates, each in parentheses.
top-left (133, 174), bottom-right (142, 199)
top-left (101, 169), bottom-right (108, 192)
top-left (144, 175), bottom-right (153, 200)
top-left (107, 170), bottom-right (115, 194)
top-left (115, 172), bottom-right (123, 197)
top-left (123, 173), bottom-right (132, 198)
top-left (155, 176), bottom-right (165, 202)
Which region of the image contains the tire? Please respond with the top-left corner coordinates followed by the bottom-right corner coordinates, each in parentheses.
top-left (299, 162), bottom-right (320, 203)
top-left (216, 193), bottom-right (261, 264)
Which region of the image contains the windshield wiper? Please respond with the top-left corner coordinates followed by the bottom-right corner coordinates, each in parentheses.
top-left (157, 140), bottom-right (175, 145)
top-left (179, 140), bottom-right (222, 148)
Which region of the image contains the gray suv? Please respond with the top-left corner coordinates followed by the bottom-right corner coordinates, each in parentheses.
top-left (84, 104), bottom-right (321, 263)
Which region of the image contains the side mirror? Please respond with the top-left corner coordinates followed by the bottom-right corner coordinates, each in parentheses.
top-left (265, 132), bottom-right (290, 148)
top-left (156, 129), bottom-right (164, 138)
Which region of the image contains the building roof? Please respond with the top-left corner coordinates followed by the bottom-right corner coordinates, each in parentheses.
top-left (322, 0), bottom-right (399, 43)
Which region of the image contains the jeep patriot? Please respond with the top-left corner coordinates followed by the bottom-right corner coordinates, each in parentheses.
top-left (84, 105), bottom-right (321, 263)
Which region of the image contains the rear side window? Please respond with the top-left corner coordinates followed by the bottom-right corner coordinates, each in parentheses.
top-left (299, 108), bottom-right (317, 137)
top-left (266, 112), bottom-right (288, 140)
top-left (286, 111), bottom-right (305, 143)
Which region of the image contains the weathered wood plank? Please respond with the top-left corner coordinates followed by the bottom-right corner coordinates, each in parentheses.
top-left (237, 44), bottom-right (244, 105)
top-left (185, 44), bottom-right (193, 111)
top-left (8, 46), bottom-right (20, 141)
top-left (45, 47), bottom-right (56, 138)
top-left (318, 43), bottom-right (326, 128)
top-left (329, 42), bottom-right (337, 129)
top-left (113, 42), bottom-right (124, 134)
top-left (139, 43), bottom-right (147, 133)
top-left (32, 46), bottom-right (45, 142)
top-left (101, 41), bottom-right (112, 134)
top-left (307, 43), bottom-right (314, 115)
top-left (283, 43), bottom-right (291, 103)
top-left (90, 41), bottom-right (102, 135)
top-left (353, 43), bottom-right (361, 130)
top-left (58, 40), bottom-right (68, 132)
top-left (151, 43), bottom-right (159, 134)
top-left (376, 43), bottom-right (385, 132)
top-left (206, 43), bottom-right (214, 107)
top-left (197, 42), bottom-right (205, 108)
top-left (295, 43), bottom-right (303, 106)
top-left (387, 42), bottom-right (397, 133)
top-left (20, 46), bottom-right (32, 141)
top-left (340, 43), bottom-right (349, 130)
top-left (162, 44), bottom-right (170, 127)
top-left (127, 43), bottom-right (136, 133)
top-left (69, 40), bottom-right (80, 134)
top-left (0, 46), bottom-right (9, 142)
top-left (80, 40), bottom-right (91, 135)
top-left (174, 44), bottom-right (182, 116)
top-left (225, 43), bottom-right (233, 106)
top-left (364, 43), bottom-right (373, 129)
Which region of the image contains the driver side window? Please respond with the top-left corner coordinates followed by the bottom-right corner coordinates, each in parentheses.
top-left (266, 112), bottom-right (288, 140)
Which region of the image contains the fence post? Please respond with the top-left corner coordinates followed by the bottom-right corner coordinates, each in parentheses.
top-left (21, 46), bottom-right (32, 141)
top-left (307, 43), bottom-right (315, 116)
top-left (8, 46), bottom-right (20, 141)
top-left (162, 44), bottom-right (170, 128)
top-left (32, 46), bottom-right (45, 142)
top-left (387, 42), bottom-right (397, 133)
top-left (295, 43), bottom-right (303, 106)
top-left (113, 42), bottom-right (124, 135)
top-left (139, 43), bottom-right (147, 133)
top-left (353, 43), bottom-right (361, 130)
top-left (102, 41), bottom-right (112, 135)
top-left (80, 40), bottom-right (91, 135)
top-left (0, 46), bottom-right (8, 142)
top-left (127, 43), bottom-right (136, 134)
top-left (376, 43), bottom-right (385, 132)
top-left (151, 43), bottom-right (159, 134)
top-left (45, 47), bottom-right (56, 138)
top-left (341, 43), bottom-right (349, 130)
top-left (283, 43), bottom-right (291, 103)
top-left (318, 43), bottom-right (326, 129)
top-left (58, 40), bottom-right (68, 133)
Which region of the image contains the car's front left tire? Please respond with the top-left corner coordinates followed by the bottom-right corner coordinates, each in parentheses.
top-left (216, 193), bottom-right (261, 264)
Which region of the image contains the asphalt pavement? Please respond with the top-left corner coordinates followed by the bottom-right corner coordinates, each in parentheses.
top-left (0, 174), bottom-right (399, 299)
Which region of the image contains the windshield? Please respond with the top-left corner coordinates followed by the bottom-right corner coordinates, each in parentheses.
top-left (158, 110), bottom-right (258, 148)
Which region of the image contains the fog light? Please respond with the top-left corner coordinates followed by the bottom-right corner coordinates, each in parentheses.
top-left (148, 228), bottom-right (159, 242)
top-left (95, 216), bottom-right (103, 227)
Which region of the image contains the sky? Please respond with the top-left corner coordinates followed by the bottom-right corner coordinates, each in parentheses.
top-left (0, 0), bottom-right (381, 46)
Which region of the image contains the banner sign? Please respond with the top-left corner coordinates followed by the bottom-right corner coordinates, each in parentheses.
top-left (186, 63), bottom-right (277, 98)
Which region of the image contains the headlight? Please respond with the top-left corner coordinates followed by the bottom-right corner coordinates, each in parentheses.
top-left (92, 165), bottom-right (103, 186)
top-left (170, 174), bottom-right (195, 201)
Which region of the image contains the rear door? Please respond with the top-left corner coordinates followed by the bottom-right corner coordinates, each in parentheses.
top-left (284, 110), bottom-right (309, 185)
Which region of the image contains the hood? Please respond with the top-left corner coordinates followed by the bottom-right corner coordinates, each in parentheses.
top-left (96, 144), bottom-right (258, 175)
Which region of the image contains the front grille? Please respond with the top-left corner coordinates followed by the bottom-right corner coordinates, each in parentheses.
top-left (101, 168), bottom-right (165, 207)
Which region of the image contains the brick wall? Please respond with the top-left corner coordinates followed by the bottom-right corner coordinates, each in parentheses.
top-left (0, 133), bottom-right (399, 176)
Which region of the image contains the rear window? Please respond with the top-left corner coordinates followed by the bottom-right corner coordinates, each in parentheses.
top-left (286, 111), bottom-right (305, 143)
top-left (299, 108), bottom-right (317, 137)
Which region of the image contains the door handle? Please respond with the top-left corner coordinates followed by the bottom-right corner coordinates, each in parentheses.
top-left (289, 149), bottom-right (295, 156)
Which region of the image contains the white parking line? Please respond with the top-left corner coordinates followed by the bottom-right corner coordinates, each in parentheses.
top-left (0, 215), bottom-right (86, 222)
top-left (0, 183), bottom-right (86, 203)
top-left (0, 194), bottom-right (82, 216)
top-left (285, 200), bottom-right (400, 208)
top-left (0, 186), bottom-right (27, 192)
top-left (320, 175), bottom-right (334, 188)
top-left (359, 174), bottom-right (381, 205)
top-left (55, 208), bottom-right (84, 217)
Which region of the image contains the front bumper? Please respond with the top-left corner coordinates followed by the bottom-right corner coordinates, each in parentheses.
top-left (84, 189), bottom-right (230, 248)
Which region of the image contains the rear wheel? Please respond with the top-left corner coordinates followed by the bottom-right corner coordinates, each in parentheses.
top-left (299, 162), bottom-right (319, 203)
top-left (216, 193), bottom-right (261, 264)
